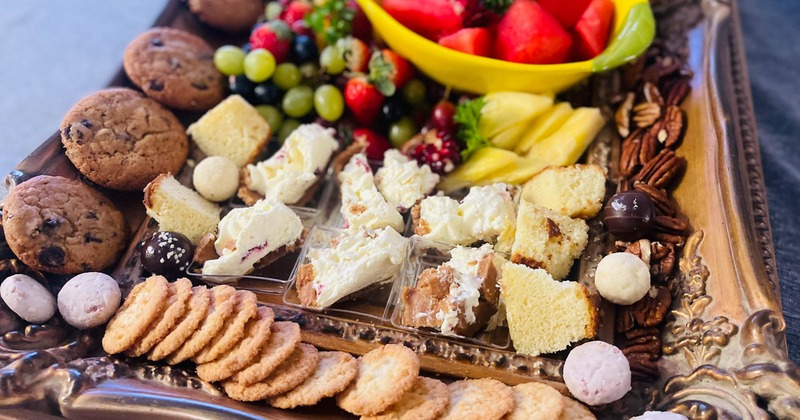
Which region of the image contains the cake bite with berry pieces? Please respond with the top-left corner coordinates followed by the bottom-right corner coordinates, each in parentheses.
top-left (296, 227), bottom-right (408, 309)
top-left (201, 198), bottom-right (304, 278)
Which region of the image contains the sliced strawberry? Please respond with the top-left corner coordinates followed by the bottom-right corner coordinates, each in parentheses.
top-left (381, 50), bottom-right (413, 90)
top-left (538, 0), bottom-right (593, 29)
top-left (494, 0), bottom-right (572, 65)
top-left (438, 27), bottom-right (492, 57)
top-left (282, 1), bottom-right (313, 26)
top-left (345, 76), bottom-right (386, 125)
top-left (352, 128), bottom-right (391, 160)
top-left (571, 0), bottom-right (615, 61)
top-left (250, 21), bottom-right (293, 63)
top-left (381, 0), bottom-right (464, 40)
top-left (337, 37), bottom-right (370, 72)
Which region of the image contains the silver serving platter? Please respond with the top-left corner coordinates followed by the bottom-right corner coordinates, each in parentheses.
top-left (1, 0), bottom-right (798, 418)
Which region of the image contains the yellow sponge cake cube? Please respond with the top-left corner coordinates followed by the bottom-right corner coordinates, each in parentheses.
top-left (144, 174), bottom-right (220, 244)
top-left (186, 95), bottom-right (270, 167)
top-left (500, 261), bottom-right (597, 356)
top-left (511, 200), bottom-right (588, 280)
top-left (521, 164), bottom-right (606, 219)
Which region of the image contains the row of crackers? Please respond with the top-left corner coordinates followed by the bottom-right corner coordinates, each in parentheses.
top-left (102, 275), bottom-right (595, 419)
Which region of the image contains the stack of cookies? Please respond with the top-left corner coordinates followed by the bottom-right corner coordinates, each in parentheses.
top-left (102, 276), bottom-right (595, 419)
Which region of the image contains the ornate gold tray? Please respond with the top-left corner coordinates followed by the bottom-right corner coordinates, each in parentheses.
top-left (1, 0), bottom-right (798, 418)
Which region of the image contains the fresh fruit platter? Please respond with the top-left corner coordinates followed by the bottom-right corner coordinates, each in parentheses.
top-left (1, 0), bottom-right (798, 419)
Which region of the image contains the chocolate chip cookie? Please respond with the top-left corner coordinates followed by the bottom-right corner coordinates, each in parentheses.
top-left (188, 0), bottom-right (263, 34)
top-left (123, 27), bottom-right (224, 111)
top-left (60, 88), bottom-right (189, 191)
top-left (2, 175), bottom-right (128, 275)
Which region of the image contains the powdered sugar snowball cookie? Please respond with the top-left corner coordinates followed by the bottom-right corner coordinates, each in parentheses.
top-left (631, 412), bottom-right (689, 420)
top-left (57, 272), bottom-right (121, 329)
top-left (1, 274), bottom-right (56, 323)
top-left (336, 344), bottom-right (421, 416)
top-left (192, 156), bottom-right (240, 202)
top-left (594, 252), bottom-right (651, 305)
top-left (563, 341), bottom-right (631, 406)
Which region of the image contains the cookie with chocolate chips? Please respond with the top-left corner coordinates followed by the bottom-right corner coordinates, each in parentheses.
top-left (1, 175), bottom-right (127, 275)
top-left (60, 88), bottom-right (188, 191)
top-left (123, 27), bottom-right (224, 111)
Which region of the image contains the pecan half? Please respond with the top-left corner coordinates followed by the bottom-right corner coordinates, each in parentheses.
top-left (657, 247), bottom-right (677, 282)
top-left (622, 334), bottom-right (661, 359)
top-left (634, 149), bottom-right (685, 188)
top-left (628, 353), bottom-right (660, 380)
top-left (624, 239), bottom-right (652, 265)
top-left (651, 242), bottom-right (672, 260)
top-left (643, 82), bottom-right (664, 105)
top-left (625, 327), bottom-right (661, 340)
top-left (616, 306), bottom-right (636, 333)
top-left (632, 286), bottom-right (672, 328)
top-left (615, 92), bottom-right (635, 138)
top-left (620, 130), bottom-right (644, 177)
top-left (642, 55), bottom-right (682, 82)
top-left (654, 232), bottom-right (686, 247)
top-left (654, 215), bottom-right (690, 235)
top-left (633, 182), bottom-right (677, 216)
top-left (639, 128), bottom-right (659, 165)
top-left (633, 102), bottom-right (661, 128)
top-left (658, 105), bottom-right (685, 148)
top-left (665, 78), bottom-right (691, 106)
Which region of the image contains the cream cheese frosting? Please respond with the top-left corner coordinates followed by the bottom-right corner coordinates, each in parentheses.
top-left (374, 150), bottom-right (439, 211)
top-left (436, 244), bottom-right (494, 336)
top-left (202, 198), bottom-right (303, 276)
top-left (307, 227), bottom-right (407, 308)
top-left (245, 123), bottom-right (339, 204)
top-left (339, 153), bottom-right (404, 232)
top-left (417, 183), bottom-right (516, 251)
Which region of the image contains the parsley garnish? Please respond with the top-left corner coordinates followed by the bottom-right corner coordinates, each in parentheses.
top-left (454, 97), bottom-right (490, 160)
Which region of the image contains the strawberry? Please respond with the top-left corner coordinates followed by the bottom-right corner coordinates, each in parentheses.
top-left (282, 1), bottom-right (313, 26)
top-left (494, 0), bottom-right (573, 64)
top-left (538, 0), bottom-right (593, 29)
top-left (381, 50), bottom-right (413, 90)
top-left (337, 36), bottom-right (370, 72)
top-left (345, 76), bottom-right (386, 125)
top-left (381, 0), bottom-right (464, 40)
top-left (437, 27), bottom-right (492, 57)
top-left (352, 128), bottom-right (391, 160)
top-left (249, 21), bottom-right (293, 63)
top-left (571, 0), bottom-right (615, 61)
top-left (347, 0), bottom-right (373, 42)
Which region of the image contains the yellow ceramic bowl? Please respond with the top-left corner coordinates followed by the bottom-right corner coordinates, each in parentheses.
top-left (355, 0), bottom-right (655, 94)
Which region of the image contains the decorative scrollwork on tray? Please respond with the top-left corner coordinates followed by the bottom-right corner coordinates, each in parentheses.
top-left (658, 231), bottom-right (800, 419)
top-left (663, 231), bottom-right (739, 369)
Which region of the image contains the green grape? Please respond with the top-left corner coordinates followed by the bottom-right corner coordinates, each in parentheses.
top-left (278, 119), bottom-right (302, 144)
top-left (213, 45), bottom-right (245, 76)
top-left (319, 45), bottom-right (346, 75)
top-left (282, 86), bottom-right (314, 118)
top-left (402, 79), bottom-right (427, 106)
top-left (265, 2), bottom-right (283, 20)
top-left (313, 84), bottom-right (344, 122)
top-left (273, 63), bottom-right (302, 90)
top-left (389, 116), bottom-right (417, 148)
top-left (255, 105), bottom-right (284, 132)
top-left (243, 49), bottom-right (276, 83)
